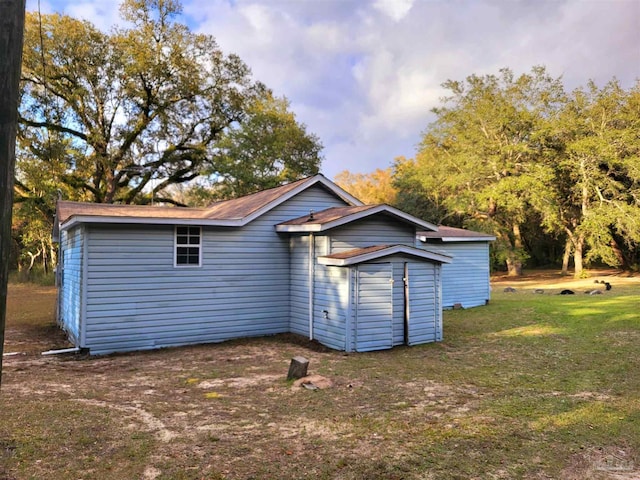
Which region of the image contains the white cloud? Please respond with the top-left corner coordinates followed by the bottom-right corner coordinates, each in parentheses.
top-left (373, 0), bottom-right (415, 22)
top-left (27, 0), bottom-right (640, 180)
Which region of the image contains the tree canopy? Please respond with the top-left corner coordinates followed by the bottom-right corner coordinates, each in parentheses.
top-left (394, 67), bottom-right (640, 276)
top-left (334, 168), bottom-right (397, 205)
top-left (13, 0), bottom-right (322, 274)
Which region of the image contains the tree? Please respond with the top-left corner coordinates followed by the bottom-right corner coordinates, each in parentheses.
top-left (1, 0), bottom-right (26, 387)
top-left (397, 67), bottom-right (565, 275)
top-left (540, 80), bottom-right (640, 276)
top-left (334, 168), bottom-right (397, 205)
top-left (18, 0), bottom-right (262, 205)
top-left (15, 0), bottom-right (323, 269)
top-left (203, 92), bottom-right (322, 200)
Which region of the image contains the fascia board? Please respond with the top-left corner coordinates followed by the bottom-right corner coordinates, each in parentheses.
top-left (418, 235), bottom-right (497, 243)
top-left (60, 215), bottom-right (243, 231)
top-left (318, 245), bottom-right (452, 267)
top-left (277, 205), bottom-right (438, 233)
top-left (275, 224), bottom-right (322, 233)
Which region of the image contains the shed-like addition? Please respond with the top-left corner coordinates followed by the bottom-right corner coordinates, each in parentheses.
top-left (417, 226), bottom-right (496, 309)
top-left (53, 174), bottom-right (458, 355)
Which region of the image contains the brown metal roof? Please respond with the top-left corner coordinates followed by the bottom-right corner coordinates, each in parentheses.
top-left (277, 205), bottom-right (377, 226)
top-left (202, 177), bottom-right (313, 220)
top-left (418, 226), bottom-right (496, 241)
top-left (321, 244), bottom-right (391, 260)
top-left (318, 244), bottom-right (452, 266)
top-left (56, 201), bottom-right (209, 224)
top-left (56, 176), bottom-right (333, 226)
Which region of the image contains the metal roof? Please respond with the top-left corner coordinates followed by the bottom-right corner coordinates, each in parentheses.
top-left (276, 204), bottom-right (438, 233)
top-left (55, 175), bottom-right (364, 234)
top-left (318, 244), bottom-right (452, 266)
top-left (418, 226), bottom-right (496, 243)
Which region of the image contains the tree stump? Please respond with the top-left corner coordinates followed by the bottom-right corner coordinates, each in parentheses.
top-left (287, 356), bottom-right (309, 380)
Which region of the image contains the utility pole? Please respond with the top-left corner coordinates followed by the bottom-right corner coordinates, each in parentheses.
top-left (0, 0), bottom-right (26, 389)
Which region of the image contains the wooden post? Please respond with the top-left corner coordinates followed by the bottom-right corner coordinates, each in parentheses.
top-left (0, 0), bottom-right (26, 389)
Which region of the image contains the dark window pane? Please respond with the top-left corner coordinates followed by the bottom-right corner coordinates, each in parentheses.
top-left (177, 254), bottom-right (188, 264)
top-left (187, 247), bottom-right (199, 256)
top-left (177, 236), bottom-right (188, 244)
top-left (188, 227), bottom-right (200, 236)
top-left (188, 236), bottom-right (199, 245)
top-left (177, 226), bottom-right (188, 235)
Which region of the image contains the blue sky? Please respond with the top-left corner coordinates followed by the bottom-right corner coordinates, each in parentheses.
top-left (28, 0), bottom-right (640, 181)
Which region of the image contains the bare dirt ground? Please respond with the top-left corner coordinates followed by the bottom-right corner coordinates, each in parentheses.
top-left (1, 272), bottom-right (639, 479)
top-left (491, 268), bottom-right (640, 292)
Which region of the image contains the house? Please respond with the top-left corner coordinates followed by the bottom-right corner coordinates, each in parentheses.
top-left (417, 226), bottom-right (496, 309)
top-left (53, 174), bottom-right (457, 355)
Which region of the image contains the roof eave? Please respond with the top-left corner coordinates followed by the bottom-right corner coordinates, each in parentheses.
top-left (418, 235), bottom-right (497, 243)
top-left (276, 204), bottom-right (438, 233)
top-left (60, 215), bottom-right (244, 231)
top-left (275, 224), bottom-right (322, 233)
top-left (319, 245), bottom-right (452, 266)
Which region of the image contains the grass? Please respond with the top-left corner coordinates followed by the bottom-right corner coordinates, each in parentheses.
top-left (1, 276), bottom-right (639, 479)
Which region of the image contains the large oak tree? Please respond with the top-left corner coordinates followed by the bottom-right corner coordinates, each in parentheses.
top-left (14, 0), bottom-right (322, 272)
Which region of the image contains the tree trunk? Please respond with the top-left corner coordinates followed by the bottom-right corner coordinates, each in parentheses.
top-left (0, 0), bottom-right (27, 388)
top-left (506, 256), bottom-right (523, 277)
top-left (573, 236), bottom-right (584, 278)
top-left (561, 238), bottom-right (572, 275)
top-left (506, 223), bottom-right (524, 276)
top-left (610, 238), bottom-right (627, 269)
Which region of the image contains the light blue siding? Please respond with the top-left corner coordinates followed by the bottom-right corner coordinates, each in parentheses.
top-left (59, 226), bottom-right (83, 344)
top-left (81, 185), bottom-right (348, 355)
top-left (407, 262), bottom-right (439, 345)
top-left (330, 218), bottom-right (415, 253)
top-left (419, 242), bottom-right (491, 308)
top-left (289, 235), bottom-right (310, 337)
top-left (313, 265), bottom-right (348, 350)
top-left (354, 263), bottom-right (393, 352)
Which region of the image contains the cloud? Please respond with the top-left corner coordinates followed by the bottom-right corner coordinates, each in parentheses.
top-left (27, 0), bottom-right (640, 180)
top-left (373, 0), bottom-right (415, 22)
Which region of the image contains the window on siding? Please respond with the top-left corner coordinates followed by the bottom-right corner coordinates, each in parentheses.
top-left (175, 226), bottom-right (201, 266)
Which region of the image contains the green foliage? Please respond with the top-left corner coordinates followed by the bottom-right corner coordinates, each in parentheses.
top-left (14, 0), bottom-right (322, 265)
top-left (203, 92), bottom-right (322, 200)
top-left (19, 0), bottom-right (261, 205)
top-left (394, 67), bottom-right (640, 275)
top-left (3, 279), bottom-right (640, 479)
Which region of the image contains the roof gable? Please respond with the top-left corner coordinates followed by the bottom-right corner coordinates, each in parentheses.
top-left (56, 175), bottom-right (363, 231)
top-left (275, 204), bottom-right (438, 233)
top-left (318, 244), bottom-right (452, 266)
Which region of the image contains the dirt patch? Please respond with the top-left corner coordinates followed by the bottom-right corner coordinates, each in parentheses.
top-left (561, 446), bottom-right (639, 480)
top-left (492, 268), bottom-right (640, 293)
top-left (2, 277), bottom-right (639, 479)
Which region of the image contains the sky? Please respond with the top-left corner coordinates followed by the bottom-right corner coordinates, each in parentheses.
top-left (28, 0), bottom-right (640, 181)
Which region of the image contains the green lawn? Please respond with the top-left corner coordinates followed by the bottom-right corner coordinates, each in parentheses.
top-left (1, 282), bottom-right (639, 479)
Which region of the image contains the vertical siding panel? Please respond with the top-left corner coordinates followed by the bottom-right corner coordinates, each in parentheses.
top-left (355, 263), bottom-right (393, 352)
top-left (407, 262), bottom-right (437, 345)
top-left (313, 264), bottom-right (348, 350)
top-left (289, 235), bottom-right (310, 337)
top-left (391, 260), bottom-right (405, 346)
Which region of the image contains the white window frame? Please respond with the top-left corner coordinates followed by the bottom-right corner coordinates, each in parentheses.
top-left (174, 226), bottom-right (202, 267)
